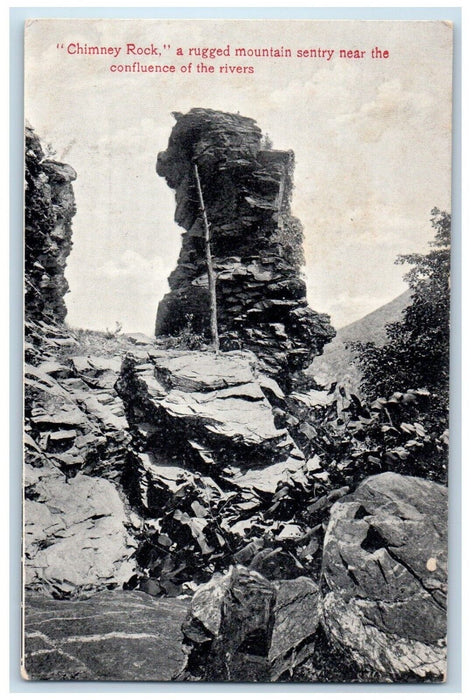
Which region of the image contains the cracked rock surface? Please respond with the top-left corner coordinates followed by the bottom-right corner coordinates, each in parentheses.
top-left (23, 126), bottom-right (449, 684)
top-left (180, 565), bottom-right (276, 681)
top-left (179, 565), bottom-right (320, 681)
top-left (24, 467), bottom-right (136, 597)
top-left (24, 322), bottom-right (155, 598)
top-left (320, 471), bottom-right (447, 680)
top-left (269, 577), bottom-right (320, 680)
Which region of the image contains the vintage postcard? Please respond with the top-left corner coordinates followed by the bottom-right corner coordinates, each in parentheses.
top-left (23, 18), bottom-right (452, 682)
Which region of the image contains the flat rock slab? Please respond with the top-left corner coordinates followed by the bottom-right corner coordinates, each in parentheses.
top-left (227, 456), bottom-right (307, 495)
top-left (23, 591), bottom-right (189, 681)
top-left (154, 351), bottom-right (256, 392)
top-left (124, 332), bottom-right (156, 345)
top-left (160, 383), bottom-right (285, 445)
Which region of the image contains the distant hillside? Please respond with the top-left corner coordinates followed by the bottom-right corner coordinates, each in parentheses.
top-left (309, 290), bottom-right (412, 393)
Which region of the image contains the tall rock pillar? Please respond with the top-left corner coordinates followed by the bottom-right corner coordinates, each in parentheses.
top-left (156, 108), bottom-right (335, 383)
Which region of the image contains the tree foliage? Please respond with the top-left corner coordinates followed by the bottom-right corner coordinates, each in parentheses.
top-left (351, 209), bottom-right (450, 412)
top-left (343, 209), bottom-right (450, 482)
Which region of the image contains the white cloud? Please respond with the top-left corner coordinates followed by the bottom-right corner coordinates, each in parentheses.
top-left (98, 249), bottom-right (167, 281)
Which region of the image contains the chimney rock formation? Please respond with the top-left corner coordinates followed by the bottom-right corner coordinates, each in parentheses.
top-left (155, 109), bottom-right (334, 382)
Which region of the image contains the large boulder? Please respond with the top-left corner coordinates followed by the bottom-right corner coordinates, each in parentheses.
top-left (181, 565), bottom-right (276, 681)
top-left (179, 565), bottom-right (320, 681)
top-left (320, 472), bottom-right (447, 681)
top-left (23, 590), bottom-right (188, 680)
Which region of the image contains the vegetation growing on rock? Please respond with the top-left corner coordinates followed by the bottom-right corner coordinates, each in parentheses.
top-left (349, 209), bottom-right (450, 483)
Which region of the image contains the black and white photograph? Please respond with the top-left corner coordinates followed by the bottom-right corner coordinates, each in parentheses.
top-left (22, 18), bottom-right (452, 683)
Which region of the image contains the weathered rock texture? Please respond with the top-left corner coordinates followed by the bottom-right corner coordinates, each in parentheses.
top-left (117, 349), bottom-right (298, 472)
top-left (24, 468), bottom-right (136, 597)
top-left (23, 121), bottom-right (448, 684)
top-left (269, 577), bottom-right (320, 680)
top-left (178, 472), bottom-right (448, 683)
top-left (23, 590), bottom-right (188, 680)
top-left (182, 565), bottom-right (276, 681)
top-left (25, 126), bottom-right (76, 324)
top-left (320, 471), bottom-right (448, 681)
top-left (24, 336), bottom-right (143, 598)
top-left (155, 109), bottom-right (334, 382)
top-left (178, 565), bottom-right (320, 681)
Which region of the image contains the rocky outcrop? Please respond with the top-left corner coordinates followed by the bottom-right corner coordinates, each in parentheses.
top-left (320, 472), bottom-right (448, 681)
top-left (25, 126), bottom-right (76, 324)
top-left (155, 109), bottom-right (334, 384)
top-left (23, 324), bottom-right (154, 598)
top-left (22, 122), bottom-right (448, 685)
top-left (115, 347), bottom-right (333, 589)
top-left (117, 349), bottom-right (298, 472)
top-left (25, 342), bottom-right (131, 482)
top-left (24, 326), bottom-right (333, 600)
top-left (23, 590), bottom-right (189, 680)
top-left (175, 472), bottom-right (448, 682)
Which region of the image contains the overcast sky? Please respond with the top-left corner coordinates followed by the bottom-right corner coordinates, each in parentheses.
top-left (25, 19), bottom-right (452, 334)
